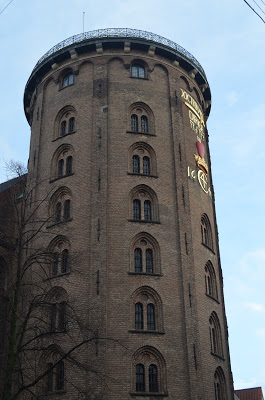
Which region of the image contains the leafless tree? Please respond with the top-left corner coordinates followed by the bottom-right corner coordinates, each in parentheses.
top-left (0, 162), bottom-right (124, 400)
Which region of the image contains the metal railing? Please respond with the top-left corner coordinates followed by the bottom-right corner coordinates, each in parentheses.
top-left (32, 28), bottom-right (206, 78)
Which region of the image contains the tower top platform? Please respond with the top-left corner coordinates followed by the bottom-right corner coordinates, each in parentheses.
top-left (24, 28), bottom-right (211, 120)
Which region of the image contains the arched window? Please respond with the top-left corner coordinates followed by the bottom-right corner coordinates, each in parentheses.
top-left (214, 367), bottom-right (227, 400)
top-left (50, 187), bottom-right (72, 225)
top-left (136, 364), bottom-right (145, 392)
top-left (130, 185), bottom-right (159, 223)
top-left (141, 116), bottom-right (148, 133)
top-left (64, 199), bottom-right (71, 220)
top-left (134, 248), bottom-right (142, 273)
top-left (66, 156), bottom-right (72, 175)
top-left (50, 301), bottom-right (67, 332)
top-left (149, 364), bottom-right (158, 392)
top-left (132, 155), bottom-right (140, 174)
top-left (135, 303), bottom-right (143, 330)
top-left (60, 120), bottom-right (67, 136)
top-left (61, 249), bottom-right (69, 273)
top-left (131, 286), bottom-right (163, 332)
top-left (47, 287), bottom-right (68, 333)
top-left (129, 142), bottom-right (157, 176)
top-left (62, 72), bottom-right (74, 88)
top-left (133, 199), bottom-right (141, 221)
top-left (131, 114), bottom-right (138, 131)
top-left (128, 103), bottom-right (154, 135)
top-left (209, 312), bottom-right (223, 357)
top-left (56, 202), bottom-right (62, 222)
top-left (48, 236), bottom-right (71, 277)
top-left (132, 346), bottom-right (167, 395)
top-left (144, 200), bottom-right (151, 221)
top-left (143, 156), bottom-right (150, 175)
top-left (131, 233), bottom-right (161, 275)
top-left (58, 159), bottom-right (64, 177)
top-left (45, 352), bottom-right (65, 393)
top-left (205, 261), bottom-right (218, 300)
top-left (69, 117), bottom-right (75, 133)
top-left (147, 304), bottom-right (155, 330)
top-left (146, 249), bottom-right (153, 273)
top-left (54, 106), bottom-right (77, 139)
top-left (52, 144), bottom-right (74, 180)
top-left (131, 63), bottom-right (146, 79)
top-left (201, 213), bottom-right (214, 251)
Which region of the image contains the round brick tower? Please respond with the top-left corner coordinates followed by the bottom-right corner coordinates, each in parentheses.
top-left (24, 28), bottom-right (234, 399)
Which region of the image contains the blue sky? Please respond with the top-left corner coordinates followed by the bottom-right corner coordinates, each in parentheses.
top-left (0, 0), bottom-right (265, 393)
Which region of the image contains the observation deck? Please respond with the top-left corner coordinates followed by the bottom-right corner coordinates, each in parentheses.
top-left (24, 28), bottom-right (211, 120)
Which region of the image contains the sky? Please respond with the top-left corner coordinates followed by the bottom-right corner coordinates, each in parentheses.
top-left (0, 0), bottom-right (265, 393)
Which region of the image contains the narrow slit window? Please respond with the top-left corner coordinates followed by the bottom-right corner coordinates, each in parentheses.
top-left (133, 199), bottom-right (141, 220)
top-left (146, 249), bottom-right (153, 273)
top-left (66, 156), bottom-right (72, 175)
top-left (147, 303), bottom-right (156, 330)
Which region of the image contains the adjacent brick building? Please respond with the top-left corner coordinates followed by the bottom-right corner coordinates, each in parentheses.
top-left (1, 28), bottom-right (234, 399)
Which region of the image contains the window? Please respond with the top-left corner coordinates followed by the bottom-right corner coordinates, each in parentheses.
top-left (50, 187), bottom-right (72, 224)
top-left (58, 159), bottom-right (64, 177)
top-left (147, 304), bottom-right (155, 330)
top-left (134, 248), bottom-right (142, 273)
top-left (130, 185), bottom-right (159, 222)
top-left (46, 360), bottom-right (65, 392)
top-left (128, 103), bottom-right (154, 135)
top-left (53, 145), bottom-right (74, 178)
top-left (214, 367), bottom-right (227, 400)
top-left (69, 117), bottom-right (75, 133)
top-left (55, 199), bottom-right (71, 222)
top-left (131, 64), bottom-right (146, 79)
top-left (54, 106), bottom-right (77, 139)
top-left (131, 286), bottom-right (163, 332)
top-left (209, 312), bottom-right (223, 357)
top-left (64, 200), bottom-right (71, 220)
top-left (146, 249), bottom-right (153, 273)
top-left (132, 346), bottom-right (167, 395)
top-left (149, 364), bottom-right (158, 392)
top-left (66, 156), bottom-right (72, 175)
top-left (56, 202), bottom-right (62, 222)
top-left (62, 72), bottom-right (74, 88)
top-left (61, 120), bottom-right (67, 136)
top-left (48, 236), bottom-right (71, 277)
top-left (135, 303), bottom-right (143, 330)
top-left (46, 287), bottom-right (68, 332)
top-left (136, 364), bottom-right (145, 392)
top-left (144, 200), bottom-right (151, 221)
top-left (134, 248), bottom-right (153, 273)
top-left (132, 155), bottom-right (140, 173)
top-left (51, 302), bottom-right (67, 332)
top-left (141, 116), bottom-right (148, 133)
top-left (201, 213), bottom-right (214, 251)
top-left (131, 233), bottom-right (161, 275)
top-left (129, 142), bottom-right (157, 176)
top-left (205, 261), bottom-right (218, 300)
top-left (131, 114), bottom-right (138, 132)
top-left (61, 249), bottom-right (69, 273)
top-left (133, 200), bottom-right (141, 221)
top-left (143, 156), bottom-right (150, 175)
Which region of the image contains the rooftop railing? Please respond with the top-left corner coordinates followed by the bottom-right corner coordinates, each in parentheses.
top-left (33, 28), bottom-right (206, 79)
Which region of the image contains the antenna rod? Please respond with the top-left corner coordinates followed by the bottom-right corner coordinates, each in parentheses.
top-left (83, 12), bottom-right (85, 34)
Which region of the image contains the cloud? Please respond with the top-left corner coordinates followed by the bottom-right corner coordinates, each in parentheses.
top-left (244, 302), bottom-right (265, 312)
top-left (227, 91), bottom-right (239, 107)
top-left (234, 378), bottom-right (259, 390)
